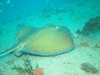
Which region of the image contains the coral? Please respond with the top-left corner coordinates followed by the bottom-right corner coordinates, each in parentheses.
top-left (80, 16), bottom-right (100, 36)
top-left (23, 59), bottom-right (43, 75)
top-left (23, 59), bottom-right (33, 75)
top-left (33, 68), bottom-right (43, 75)
top-left (81, 63), bottom-right (98, 74)
top-left (80, 42), bottom-right (89, 47)
top-left (92, 44), bottom-right (100, 50)
top-left (12, 58), bottom-right (33, 75)
top-left (12, 65), bottom-right (26, 75)
top-left (11, 57), bottom-right (43, 75)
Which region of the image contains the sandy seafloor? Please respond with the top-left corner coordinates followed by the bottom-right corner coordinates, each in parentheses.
top-left (0, 0), bottom-right (100, 75)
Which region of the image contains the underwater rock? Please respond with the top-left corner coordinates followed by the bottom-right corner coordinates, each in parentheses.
top-left (79, 16), bottom-right (100, 36)
top-left (81, 63), bottom-right (98, 74)
top-left (0, 25), bottom-right (74, 57)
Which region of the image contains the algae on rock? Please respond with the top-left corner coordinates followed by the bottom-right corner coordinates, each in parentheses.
top-left (12, 57), bottom-right (36, 75)
top-left (81, 63), bottom-right (98, 74)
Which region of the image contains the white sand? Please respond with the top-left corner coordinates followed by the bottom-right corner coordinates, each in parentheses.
top-left (0, 0), bottom-right (100, 75)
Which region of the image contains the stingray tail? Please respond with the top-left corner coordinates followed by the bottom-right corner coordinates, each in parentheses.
top-left (0, 45), bottom-right (17, 58)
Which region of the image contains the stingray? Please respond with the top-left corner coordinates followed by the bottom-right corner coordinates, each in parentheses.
top-left (0, 25), bottom-right (74, 57)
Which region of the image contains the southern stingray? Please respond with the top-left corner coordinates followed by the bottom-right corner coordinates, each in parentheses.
top-left (0, 25), bottom-right (74, 57)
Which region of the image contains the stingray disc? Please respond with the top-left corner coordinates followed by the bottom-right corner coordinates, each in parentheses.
top-left (22, 25), bottom-right (74, 56)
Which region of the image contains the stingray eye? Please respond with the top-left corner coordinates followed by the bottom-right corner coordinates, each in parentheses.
top-left (55, 26), bottom-right (59, 29)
